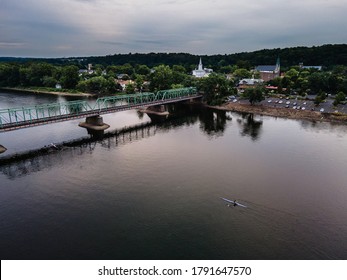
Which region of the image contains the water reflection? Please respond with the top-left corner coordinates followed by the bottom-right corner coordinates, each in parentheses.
top-left (0, 122), bottom-right (158, 179)
top-left (237, 113), bottom-right (263, 141)
top-left (1, 97), bottom-right (347, 260)
top-left (198, 108), bottom-right (232, 138)
top-left (299, 118), bottom-right (347, 136)
top-left (0, 104), bottom-right (268, 178)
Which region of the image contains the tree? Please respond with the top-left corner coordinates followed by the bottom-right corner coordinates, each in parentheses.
top-left (219, 65), bottom-right (233, 74)
top-left (295, 77), bottom-right (309, 95)
top-left (308, 72), bottom-right (328, 94)
top-left (85, 76), bottom-right (108, 93)
top-left (244, 86), bottom-right (265, 105)
top-left (172, 65), bottom-right (186, 73)
top-left (236, 60), bottom-right (251, 69)
top-left (285, 68), bottom-right (299, 82)
top-left (171, 84), bottom-right (184, 89)
top-left (134, 75), bottom-right (145, 92)
top-left (119, 63), bottom-right (134, 75)
top-left (333, 91), bottom-right (346, 106)
top-left (0, 63), bottom-right (20, 86)
top-left (42, 76), bottom-right (57, 88)
top-left (314, 91), bottom-right (326, 105)
top-left (61, 65), bottom-right (79, 89)
top-left (149, 65), bottom-right (174, 91)
top-left (76, 80), bottom-right (87, 92)
top-left (171, 64), bottom-right (190, 86)
top-left (125, 83), bottom-right (136, 94)
top-left (106, 77), bottom-right (118, 93)
top-left (19, 67), bottom-right (31, 86)
top-left (135, 64), bottom-right (150, 76)
top-left (233, 68), bottom-right (251, 80)
top-left (198, 73), bottom-right (233, 105)
top-left (27, 63), bottom-right (55, 86)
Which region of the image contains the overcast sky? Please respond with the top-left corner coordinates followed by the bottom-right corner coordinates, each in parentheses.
top-left (0, 0), bottom-right (346, 57)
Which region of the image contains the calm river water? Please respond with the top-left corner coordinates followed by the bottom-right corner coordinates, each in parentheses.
top-left (0, 91), bottom-right (347, 260)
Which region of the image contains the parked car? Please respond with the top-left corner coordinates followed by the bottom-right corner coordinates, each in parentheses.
top-left (320, 108), bottom-right (324, 112)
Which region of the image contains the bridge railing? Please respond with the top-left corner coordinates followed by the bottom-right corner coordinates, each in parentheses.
top-left (0, 100), bottom-right (93, 127)
top-left (156, 87), bottom-right (197, 100)
top-left (95, 92), bottom-right (157, 111)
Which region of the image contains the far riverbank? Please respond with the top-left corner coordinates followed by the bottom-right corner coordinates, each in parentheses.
top-left (0, 87), bottom-right (95, 97)
top-left (2, 87), bottom-right (347, 124)
top-left (209, 102), bottom-right (347, 124)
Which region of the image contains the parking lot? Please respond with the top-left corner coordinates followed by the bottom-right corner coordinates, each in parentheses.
top-left (233, 96), bottom-right (347, 114)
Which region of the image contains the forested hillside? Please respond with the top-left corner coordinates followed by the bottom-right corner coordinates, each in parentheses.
top-left (1, 44), bottom-right (347, 70)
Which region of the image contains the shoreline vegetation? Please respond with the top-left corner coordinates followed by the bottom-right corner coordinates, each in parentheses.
top-left (1, 87), bottom-right (347, 124)
top-left (0, 87), bottom-right (94, 97)
top-left (211, 102), bottom-right (347, 124)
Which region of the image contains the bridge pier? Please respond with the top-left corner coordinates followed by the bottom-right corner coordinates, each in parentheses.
top-left (0, 144), bottom-right (7, 154)
top-left (79, 115), bottom-right (110, 131)
top-left (140, 105), bottom-right (169, 116)
top-left (139, 105), bottom-right (169, 123)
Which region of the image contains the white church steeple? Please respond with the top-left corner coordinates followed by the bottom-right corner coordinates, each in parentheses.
top-left (198, 58), bottom-right (203, 71)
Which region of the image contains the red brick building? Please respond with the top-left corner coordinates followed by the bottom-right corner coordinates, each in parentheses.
top-left (255, 57), bottom-right (280, 82)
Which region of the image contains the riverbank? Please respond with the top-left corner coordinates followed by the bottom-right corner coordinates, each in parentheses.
top-left (0, 87), bottom-right (95, 97)
top-left (211, 102), bottom-right (347, 123)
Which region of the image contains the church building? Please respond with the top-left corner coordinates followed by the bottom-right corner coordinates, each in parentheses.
top-left (192, 58), bottom-right (213, 78)
top-left (255, 57), bottom-right (280, 81)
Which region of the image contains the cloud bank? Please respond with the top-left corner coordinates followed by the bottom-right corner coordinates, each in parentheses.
top-left (0, 0), bottom-right (346, 57)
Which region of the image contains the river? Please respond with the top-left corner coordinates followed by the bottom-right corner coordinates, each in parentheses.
top-left (0, 90), bottom-right (347, 260)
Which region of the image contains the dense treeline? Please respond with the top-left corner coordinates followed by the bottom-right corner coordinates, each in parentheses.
top-left (0, 63), bottom-right (80, 89)
top-left (0, 62), bottom-right (197, 94)
top-left (84, 44), bottom-right (347, 71)
top-left (1, 44), bottom-right (347, 106)
top-left (1, 44), bottom-right (347, 71)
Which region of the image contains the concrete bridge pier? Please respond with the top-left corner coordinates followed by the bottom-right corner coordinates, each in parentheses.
top-left (79, 115), bottom-right (110, 132)
top-left (142, 105), bottom-right (169, 116)
top-left (0, 144), bottom-right (7, 154)
top-left (139, 105), bottom-right (170, 122)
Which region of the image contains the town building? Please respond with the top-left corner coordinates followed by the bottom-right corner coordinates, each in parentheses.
top-left (237, 78), bottom-right (264, 92)
top-left (78, 63), bottom-right (95, 76)
top-left (299, 63), bottom-right (322, 71)
top-left (192, 58), bottom-right (213, 78)
top-left (255, 57), bottom-right (280, 81)
top-left (116, 79), bottom-right (134, 91)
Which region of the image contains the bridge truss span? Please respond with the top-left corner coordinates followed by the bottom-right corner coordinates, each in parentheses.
top-left (0, 87), bottom-right (201, 132)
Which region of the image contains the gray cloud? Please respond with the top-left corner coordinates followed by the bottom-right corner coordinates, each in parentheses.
top-left (0, 0), bottom-right (346, 57)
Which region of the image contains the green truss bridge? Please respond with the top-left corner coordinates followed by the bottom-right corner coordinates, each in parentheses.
top-left (0, 87), bottom-right (201, 132)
